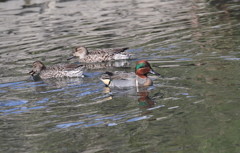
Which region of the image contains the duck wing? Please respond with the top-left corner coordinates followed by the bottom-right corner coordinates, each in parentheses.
top-left (102, 71), bottom-right (135, 80)
top-left (49, 64), bottom-right (84, 71)
top-left (90, 47), bottom-right (129, 55)
top-left (101, 71), bottom-right (136, 87)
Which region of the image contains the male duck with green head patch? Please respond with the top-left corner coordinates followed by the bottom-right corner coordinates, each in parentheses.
top-left (100, 60), bottom-right (161, 87)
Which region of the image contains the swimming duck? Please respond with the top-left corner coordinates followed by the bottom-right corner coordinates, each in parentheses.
top-left (67, 46), bottom-right (132, 63)
top-left (29, 61), bottom-right (84, 79)
top-left (100, 60), bottom-right (161, 87)
top-left (80, 60), bottom-right (131, 71)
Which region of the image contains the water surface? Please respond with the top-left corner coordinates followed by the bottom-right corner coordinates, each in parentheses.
top-left (0, 0), bottom-right (240, 152)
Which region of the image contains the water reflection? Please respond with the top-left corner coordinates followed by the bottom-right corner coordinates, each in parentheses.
top-left (137, 90), bottom-right (155, 109)
top-left (30, 77), bottom-right (84, 91)
top-left (55, 86), bottom-right (164, 129)
top-left (23, 0), bottom-right (56, 14)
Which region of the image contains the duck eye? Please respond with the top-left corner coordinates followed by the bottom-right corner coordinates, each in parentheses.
top-left (76, 48), bottom-right (82, 52)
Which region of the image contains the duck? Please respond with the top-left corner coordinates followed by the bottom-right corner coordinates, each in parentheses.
top-left (67, 46), bottom-right (132, 63)
top-left (100, 60), bottom-right (161, 87)
top-left (29, 61), bottom-right (84, 79)
top-left (79, 60), bottom-right (131, 71)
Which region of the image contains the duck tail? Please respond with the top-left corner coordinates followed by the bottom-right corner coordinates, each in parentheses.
top-left (100, 71), bottom-right (113, 86)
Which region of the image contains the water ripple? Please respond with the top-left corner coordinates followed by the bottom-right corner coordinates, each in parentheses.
top-left (0, 99), bottom-right (28, 107)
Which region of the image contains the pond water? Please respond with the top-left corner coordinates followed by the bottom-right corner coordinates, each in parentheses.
top-left (0, 0), bottom-right (240, 152)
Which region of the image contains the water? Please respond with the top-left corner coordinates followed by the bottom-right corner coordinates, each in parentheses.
top-left (0, 0), bottom-right (240, 152)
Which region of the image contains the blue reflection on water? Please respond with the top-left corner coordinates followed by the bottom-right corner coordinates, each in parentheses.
top-left (127, 47), bottom-right (143, 53)
top-left (27, 106), bottom-right (46, 110)
top-left (76, 88), bottom-right (102, 97)
top-left (0, 103), bottom-right (46, 115)
top-left (0, 81), bottom-right (26, 88)
top-left (40, 88), bottom-right (65, 93)
top-left (0, 90), bottom-right (7, 93)
top-left (56, 121), bottom-right (85, 128)
top-left (0, 99), bottom-right (28, 107)
top-left (126, 115), bottom-right (152, 122)
top-left (15, 80), bottom-right (46, 88)
top-left (0, 97), bottom-right (47, 115)
top-left (224, 58), bottom-right (240, 61)
top-left (80, 121), bottom-right (105, 128)
top-left (107, 123), bottom-right (118, 126)
top-left (95, 114), bottom-right (128, 121)
top-left (0, 81), bottom-right (47, 90)
top-left (84, 72), bottom-right (102, 78)
top-left (35, 98), bottom-right (50, 104)
top-left (56, 120), bottom-right (108, 129)
top-left (147, 104), bottom-right (165, 111)
top-left (57, 121), bottom-right (106, 129)
top-left (0, 107), bottom-right (18, 113)
top-left (176, 58), bottom-right (192, 61)
top-left (3, 110), bottom-right (29, 115)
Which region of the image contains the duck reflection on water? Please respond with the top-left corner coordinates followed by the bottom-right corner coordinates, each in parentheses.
top-left (102, 86), bottom-right (163, 109)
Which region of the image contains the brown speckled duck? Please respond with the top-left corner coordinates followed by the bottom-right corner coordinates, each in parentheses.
top-left (29, 61), bottom-right (84, 79)
top-left (68, 46), bottom-right (132, 63)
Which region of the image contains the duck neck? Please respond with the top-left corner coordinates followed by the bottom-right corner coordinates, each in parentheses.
top-left (136, 73), bottom-right (147, 78)
top-left (41, 65), bottom-right (47, 72)
top-left (136, 74), bottom-right (152, 86)
top-left (135, 68), bottom-right (149, 78)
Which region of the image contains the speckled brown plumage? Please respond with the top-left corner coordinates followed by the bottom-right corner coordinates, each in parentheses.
top-left (68, 46), bottom-right (132, 63)
top-left (81, 60), bottom-right (130, 70)
top-left (29, 61), bottom-right (84, 79)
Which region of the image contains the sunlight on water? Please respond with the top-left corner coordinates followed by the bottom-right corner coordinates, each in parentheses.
top-left (0, 0), bottom-right (240, 152)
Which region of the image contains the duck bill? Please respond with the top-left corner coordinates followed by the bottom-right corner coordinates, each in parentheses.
top-left (149, 69), bottom-right (161, 77)
top-left (67, 56), bottom-right (75, 60)
top-left (29, 70), bottom-right (35, 76)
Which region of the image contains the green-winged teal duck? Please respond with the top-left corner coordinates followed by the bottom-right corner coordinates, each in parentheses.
top-left (100, 60), bottom-right (161, 87)
top-left (29, 61), bottom-right (84, 79)
top-left (68, 46), bottom-right (132, 63)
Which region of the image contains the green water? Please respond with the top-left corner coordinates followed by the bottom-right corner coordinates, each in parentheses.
top-left (0, 0), bottom-right (239, 152)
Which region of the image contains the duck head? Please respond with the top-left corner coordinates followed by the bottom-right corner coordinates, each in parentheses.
top-left (68, 46), bottom-right (88, 60)
top-left (29, 61), bottom-right (46, 76)
top-left (135, 60), bottom-right (161, 78)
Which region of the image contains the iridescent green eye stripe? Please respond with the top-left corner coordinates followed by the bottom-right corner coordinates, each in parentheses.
top-left (136, 63), bottom-right (146, 70)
